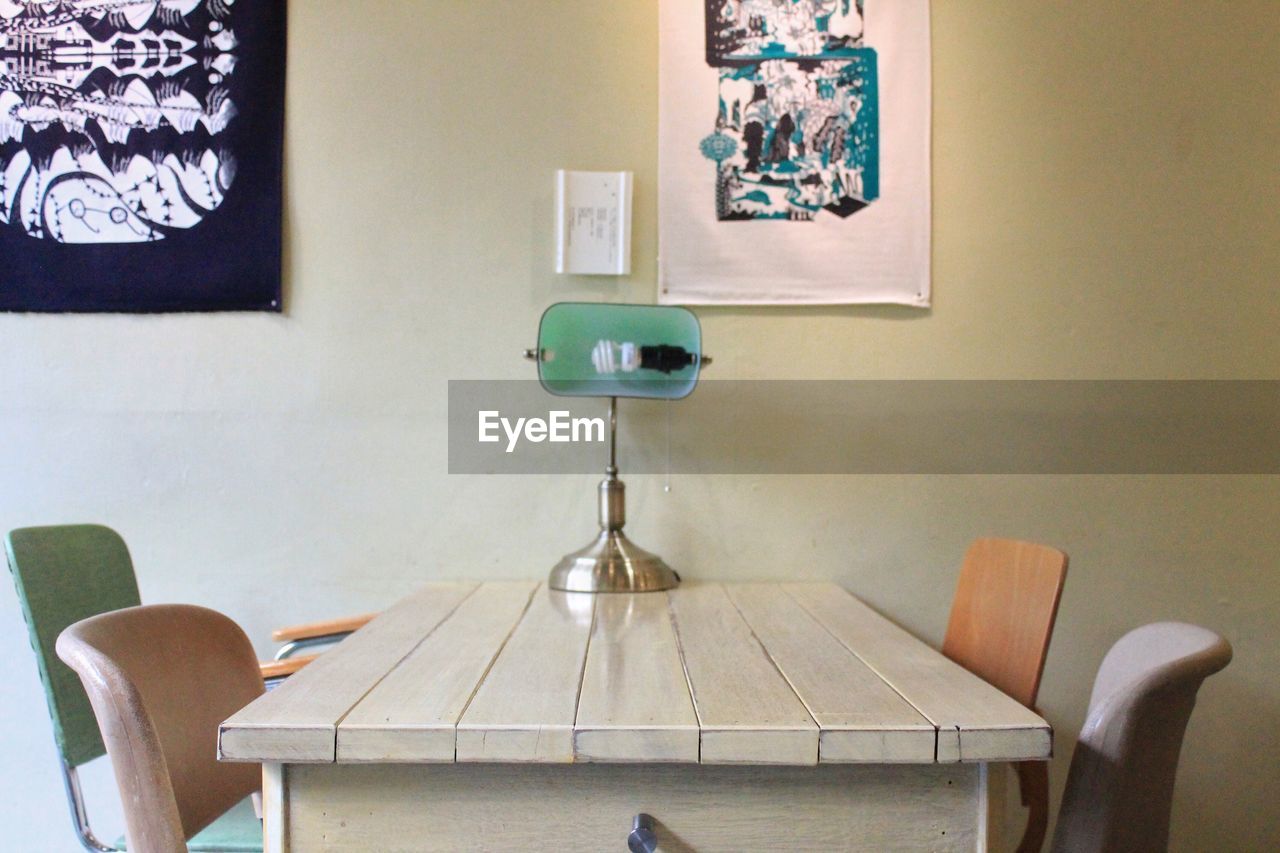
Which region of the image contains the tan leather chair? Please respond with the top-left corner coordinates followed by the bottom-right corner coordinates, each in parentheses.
top-left (942, 537), bottom-right (1069, 853)
top-left (7, 525), bottom-right (317, 850)
top-left (56, 604), bottom-right (265, 853)
top-left (1051, 622), bottom-right (1232, 853)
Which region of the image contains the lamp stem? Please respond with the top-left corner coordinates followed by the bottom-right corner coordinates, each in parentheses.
top-left (607, 396), bottom-right (618, 479)
top-left (599, 396), bottom-right (624, 532)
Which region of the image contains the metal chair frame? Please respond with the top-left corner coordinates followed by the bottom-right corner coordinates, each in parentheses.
top-left (60, 760), bottom-right (120, 853)
top-left (273, 630), bottom-right (354, 660)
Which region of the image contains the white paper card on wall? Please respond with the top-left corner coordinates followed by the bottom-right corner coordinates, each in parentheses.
top-left (555, 170), bottom-right (633, 276)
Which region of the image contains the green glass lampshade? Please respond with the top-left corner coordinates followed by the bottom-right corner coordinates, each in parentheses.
top-left (536, 302), bottom-right (703, 400)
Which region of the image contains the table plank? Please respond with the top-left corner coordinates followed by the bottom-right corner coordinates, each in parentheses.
top-left (455, 586), bottom-right (595, 762)
top-left (726, 583), bottom-right (937, 763)
top-left (668, 583), bottom-right (818, 765)
top-left (336, 582), bottom-right (538, 762)
top-left (218, 583), bottom-right (477, 763)
top-left (784, 583), bottom-right (1052, 762)
top-left (574, 592), bottom-right (699, 763)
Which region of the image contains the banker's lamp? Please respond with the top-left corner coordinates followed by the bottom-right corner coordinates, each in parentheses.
top-left (525, 302), bottom-right (709, 593)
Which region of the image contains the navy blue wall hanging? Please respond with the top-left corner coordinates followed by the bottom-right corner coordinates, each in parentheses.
top-left (0, 0), bottom-right (285, 312)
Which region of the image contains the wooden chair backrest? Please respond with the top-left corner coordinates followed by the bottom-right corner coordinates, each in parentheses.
top-left (943, 538), bottom-right (1068, 853)
top-left (56, 604), bottom-right (264, 853)
top-left (942, 537), bottom-right (1069, 708)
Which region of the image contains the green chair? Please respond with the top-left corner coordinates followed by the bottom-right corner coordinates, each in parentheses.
top-left (6, 525), bottom-right (263, 851)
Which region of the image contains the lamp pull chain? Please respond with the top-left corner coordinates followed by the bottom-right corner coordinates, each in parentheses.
top-left (664, 399), bottom-right (672, 493)
top-left (607, 396), bottom-right (618, 479)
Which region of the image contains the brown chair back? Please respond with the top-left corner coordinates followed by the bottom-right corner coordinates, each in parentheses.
top-left (943, 537), bottom-right (1068, 852)
top-left (56, 604), bottom-right (264, 853)
top-left (1051, 622), bottom-right (1232, 853)
top-left (943, 537), bottom-right (1069, 706)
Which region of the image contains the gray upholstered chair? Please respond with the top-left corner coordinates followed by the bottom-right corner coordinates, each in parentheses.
top-left (1051, 622), bottom-right (1232, 853)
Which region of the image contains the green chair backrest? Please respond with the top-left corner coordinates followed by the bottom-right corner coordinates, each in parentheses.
top-left (6, 525), bottom-right (141, 768)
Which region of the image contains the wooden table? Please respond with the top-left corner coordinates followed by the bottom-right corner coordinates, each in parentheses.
top-left (219, 582), bottom-right (1050, 851)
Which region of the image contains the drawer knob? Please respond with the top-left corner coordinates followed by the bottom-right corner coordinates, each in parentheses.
top-left (628, 813), bottom-right (658, 853)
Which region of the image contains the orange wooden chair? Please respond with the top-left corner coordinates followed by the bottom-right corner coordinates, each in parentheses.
top-left (942, 537), bottom-right (1069, 853)
top-left (269, 612), bottom-right (377, 660)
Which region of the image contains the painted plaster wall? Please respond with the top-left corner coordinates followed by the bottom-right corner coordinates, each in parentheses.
top-left (1, 2), bottom-right (1276, 849)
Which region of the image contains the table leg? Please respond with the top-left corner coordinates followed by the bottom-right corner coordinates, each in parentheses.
top-left (979, 763), bottom-right (1011, 853)
top-left (262, 763), bottom-right (287, 853)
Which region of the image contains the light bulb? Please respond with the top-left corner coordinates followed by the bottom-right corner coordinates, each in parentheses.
top-left (591, 340), bottom-right (641, 375)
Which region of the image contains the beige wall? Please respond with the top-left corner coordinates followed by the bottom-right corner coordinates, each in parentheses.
top-left (1, 1), bottom-right (1276, 850)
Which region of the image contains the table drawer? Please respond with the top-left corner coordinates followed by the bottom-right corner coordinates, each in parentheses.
top-left (275, 763), bottom-right (987, 852)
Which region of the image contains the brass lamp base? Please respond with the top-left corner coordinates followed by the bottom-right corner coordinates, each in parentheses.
top-left (548, 529), bottom-right (680, 593)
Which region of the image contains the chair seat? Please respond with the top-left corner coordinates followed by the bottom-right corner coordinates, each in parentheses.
top-left (119, 796), bottom-right (262, 852)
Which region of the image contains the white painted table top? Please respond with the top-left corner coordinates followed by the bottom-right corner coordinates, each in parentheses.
top-left (219, 582), bottom-right (1050, 766)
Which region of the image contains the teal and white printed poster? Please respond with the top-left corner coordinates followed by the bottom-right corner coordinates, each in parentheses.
top-left (659, 1), bottom-right (931, 306)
